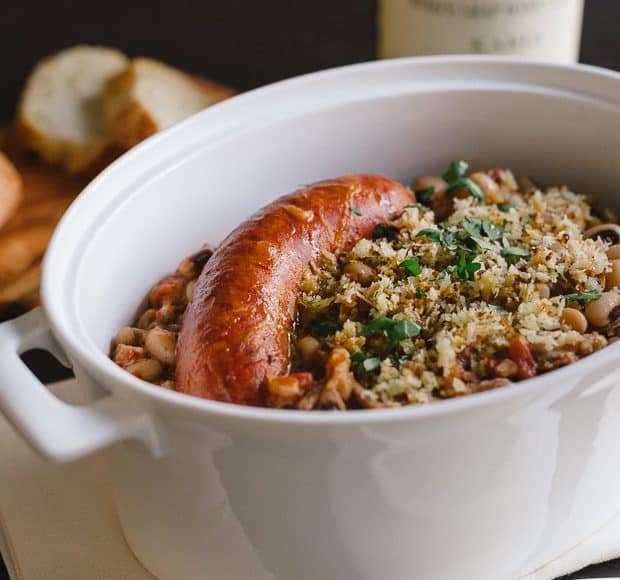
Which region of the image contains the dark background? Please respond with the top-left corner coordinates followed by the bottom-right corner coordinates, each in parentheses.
top-left (1, 1), bottom-right (620, 579)
top-left (0, 0), bottom-right (618, 122)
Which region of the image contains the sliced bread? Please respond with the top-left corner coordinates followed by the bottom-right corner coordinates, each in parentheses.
top-left (17, 45), bottom-right (128, 174)
top-left (104, 57), bottom-right (236, 149)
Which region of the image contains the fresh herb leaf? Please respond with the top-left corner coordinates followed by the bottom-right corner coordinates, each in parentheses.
top-left (416, 228), bottom-right (441, 243)
top-left (360, 316), bottom-right (421, 343)
top-left (469, 235), bottom-right (495, 251)
top-left (360, 316), bottom-right (397, 336)
top-left (416, 288), bottom-right (426, 298)
top-left (563, 290), bottom-right (602, 302)
top-left (461, 216), bottom-right (482, 237)
top-left (436, 265), bottom-right (456, 280)
top-left (399, 258), bottom-right (422, 277)
top-left (417, 186), bottom-right (435, 203)
top-left (446, 177), bottom-right (485, 202)
top-left (351, 206), bottom-right (362, 216)
top-left (372, 223), bottom-right (397, 240)
top-left (443, 160), bottom-right (469, 183)
top-left (482, 220), bottom-right (505, 240)
top-left (389, 320), bottom-right (421, 341)
top-left (308, 320), bottom-right (340, 337)
top-left (490, 304), bottom-right (509, 314)
top-left (362, 357), bottom-right (381, 372)
top-left (500, 203), bottom-right (515, 212)
top-left (440, 229), bottom-right (462, 251)
top-left (404, 203), bottom-right (425, 209)
top-left (350, 352), bottom-right (366, 363)
top-left (351, 351), bottom-right (382, 372)
top-left (456, 253), bottom-right (481, 281)
top-left (500, 246), bottom-right (532, 260)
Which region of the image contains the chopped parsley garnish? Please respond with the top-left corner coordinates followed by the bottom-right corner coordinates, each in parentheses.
top-left (456, 253), bottom-right (481, 281)
top-left (563, 290), bottom-right (602, 302)
top-left (436, 265), bottom-right (456, 280)
top-left (416, 228), bottom-right (441, 243)
top-left (439, 229), bottom-right (462, 251)
top-left (351, 206), bottom-right (362, 216)
top-left (446, 177), bottom-right (485, 202)
top-left (482, 219), bottom-right (506, 240)
top-left (389, 320), bottom-right (421, 341)
top-left (500, 246), bottom-right (532, 260)
top-left (442, 160), bottom-right (469, 183)
top-left (362, 357), bottom-right (381, 372)
top-left (417, 186), bottom-right (435, 203)
top-left (490, 304), bottom-right (510, 314)
top-left (360, 316), bottom-right (398, 336)
top-left (308, 320), bottom-right (340, 337)
top-left (399, 257), bottom-right (422, 277)
top-left (351, 352), bottom-right (382, 372)
top-left (372, 223), bottom-right (397, 240)
top-left (360, 316), bottom-right (421, 345)
top-left (416, 288), bottom-right (426, 298)
top-left (441, 160), bottom-right (484, 202)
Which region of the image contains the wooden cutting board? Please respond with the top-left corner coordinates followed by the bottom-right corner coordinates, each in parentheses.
top-left (0, 125), bottom-right (90, 321)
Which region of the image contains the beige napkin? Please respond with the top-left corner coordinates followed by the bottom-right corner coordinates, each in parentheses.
top-left (0, 379), bottom-right (618, 580)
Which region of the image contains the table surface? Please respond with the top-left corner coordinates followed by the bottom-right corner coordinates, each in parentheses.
top-left (1, 0), bottom-right (619, 578)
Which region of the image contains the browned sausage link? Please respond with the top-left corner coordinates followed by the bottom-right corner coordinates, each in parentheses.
top-left (176, 174), bottom-right (413, 405)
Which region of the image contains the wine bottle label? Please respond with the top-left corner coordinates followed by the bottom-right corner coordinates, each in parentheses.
top-left (378, 0), bottom-right (584, 63)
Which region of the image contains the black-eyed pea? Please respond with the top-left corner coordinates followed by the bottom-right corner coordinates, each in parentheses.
top-left (561, 308), bottom-right (588, 333)
top-left (412, 175), bottom-right (448, 194)
top-left (145, 328), bottom-right (177, 366)
top-left (114, 326), bottom-right (137, 346)
top-left (606, 259), bottom-right (620, 290)
top-left (495, 358), bottom-right (518, 378)
top-left (344, 261), bottom-right (375, 284)
top-left (607, 245), bottom-right (620, 260)
top-left (470, 172), bottom-right (499, 199)
top-left (126, 359), bottom-right (163, 382)
top-left (584, 292), bottom-right (620, 327)
top-left (136, 308), bottom-right (156, 329)
top-left (298, 335), bottom-right (321, 364)
top-left (584, 224), bottom-right (620, 245)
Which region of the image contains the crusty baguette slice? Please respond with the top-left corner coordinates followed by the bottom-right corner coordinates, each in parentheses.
top-left (0, 152), bottom-right (22, 230)
top-left (104, 57), bottom-right (236, 149)
top-left (17, 45), bottom-right (128, 174)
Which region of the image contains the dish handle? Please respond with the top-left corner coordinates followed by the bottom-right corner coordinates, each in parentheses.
top-left (0, 308), bottom-right (158, 463)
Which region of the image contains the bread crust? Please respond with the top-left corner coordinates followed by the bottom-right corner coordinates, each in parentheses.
top-left (0, 152), bottom-right (22, 230)
top-left (103, 64), bottom-right (158, 149)
top-left (16, 45), bottom-right (128, 174)
top-left (104, 58), bottom-right (236, 149)
top-left (176, 175), bottom-right (412, 406)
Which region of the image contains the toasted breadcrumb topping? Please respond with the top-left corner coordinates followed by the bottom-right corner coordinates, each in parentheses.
top-left (293, 165), bottom-right (616, 407)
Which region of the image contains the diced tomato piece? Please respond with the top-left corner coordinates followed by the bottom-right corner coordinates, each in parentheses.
top-left (508, 335), bottom-right (537, 379)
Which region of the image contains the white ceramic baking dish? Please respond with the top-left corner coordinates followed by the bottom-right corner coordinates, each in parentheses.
top-left (1, 56), bottom-right (620, 580)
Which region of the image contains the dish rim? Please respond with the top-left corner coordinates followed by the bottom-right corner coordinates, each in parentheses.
top-left (41, 55), bottom-right (620, 425)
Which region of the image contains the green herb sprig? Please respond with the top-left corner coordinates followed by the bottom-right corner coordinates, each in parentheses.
top-left (442, 160), bottom-right (484, 202)
top-left (399, 257), bottom-right (422, 277)
top-left (563, 290), bottom-right (602, 302)
top-left (350, 352), bottom-right (381, 372)
top-left (360, 316), bottom-right (421, 350)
